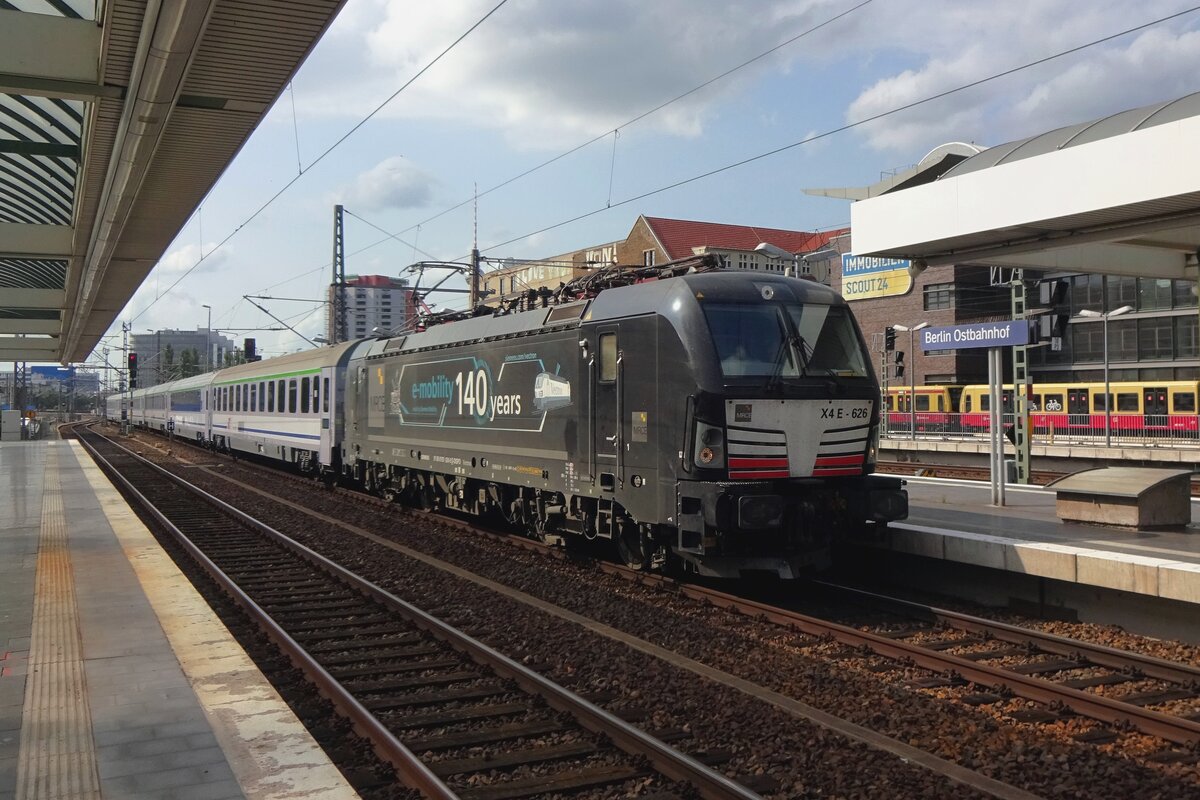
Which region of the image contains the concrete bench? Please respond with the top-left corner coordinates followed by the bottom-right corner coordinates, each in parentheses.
top-left (1046, 467), bottom-right (1193, 529)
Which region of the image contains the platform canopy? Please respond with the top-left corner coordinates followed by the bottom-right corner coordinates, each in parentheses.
top-left (0, 0), bottom-right (347, 364)
top-left (849, 92), bottom-right (1200, 282)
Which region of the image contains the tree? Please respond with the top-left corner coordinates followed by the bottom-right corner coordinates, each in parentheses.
top-left (180, 348), bottom-right (200, 378)
top-left (162, 344), bottom-right (176, 381)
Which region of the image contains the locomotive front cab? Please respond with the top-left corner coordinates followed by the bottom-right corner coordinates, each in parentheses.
top-left (671, 275), bottom-right (907, 578)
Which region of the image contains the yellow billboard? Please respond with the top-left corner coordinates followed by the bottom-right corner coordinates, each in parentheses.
top-left (840, 254), bottom-right (913, 301)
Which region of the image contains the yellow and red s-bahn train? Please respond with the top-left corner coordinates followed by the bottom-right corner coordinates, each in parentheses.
top-left (886, 381), bottom-right (1200, 436)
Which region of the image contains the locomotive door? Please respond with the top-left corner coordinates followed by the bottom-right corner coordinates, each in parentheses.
top-left (1144, 386), bottom-right (1168, 431)
top-left (1067, 387), bottom-right (1090, 429)
top-left (592, 328), bottom-right (621, 491)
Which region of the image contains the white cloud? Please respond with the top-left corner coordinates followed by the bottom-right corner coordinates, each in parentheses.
top-left (342, 156), bottom-right (437, 211)
top-left (844, 2), bottom-right (1200, 154)
top-left (298, 0), bottom-right (837, 146)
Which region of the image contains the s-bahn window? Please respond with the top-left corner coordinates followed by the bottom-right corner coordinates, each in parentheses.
top-left (301, 377), bottom-right (311, 413)
top-left (1117, 393), bottom-right (1139, 412)
top-left (916, 395), bottom-right (930, 411)
top-left (323, 377), bottom-right (330, 413)
top-left (288, 379), bottom-right (297, 413)
top-left (1173, 392), bottom-right (1196, 412)
top-left (599, 334), bottom-right (617, 382)
top-left (1094, 393), bottom-right (1108, 411)
top-left (1043, 393), bottom-right (1064, 412)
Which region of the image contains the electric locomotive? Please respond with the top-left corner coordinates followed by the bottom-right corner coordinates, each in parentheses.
top-left (342, 259), bottom-right (906, 578)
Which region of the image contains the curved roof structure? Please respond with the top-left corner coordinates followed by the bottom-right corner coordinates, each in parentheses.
top-left (0, 0), bottom-right (347, 363)
top-left (850, 92), bottom-right (1200, 280)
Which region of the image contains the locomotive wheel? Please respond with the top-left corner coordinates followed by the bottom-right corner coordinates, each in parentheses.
top-left (615, 524), bottom-right (650, 570)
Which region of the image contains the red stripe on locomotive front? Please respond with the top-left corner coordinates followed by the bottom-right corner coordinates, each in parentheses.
top-left (813, 454), bottom-right (864, 467)
top-left (728, 457), bottom-right (790, 469)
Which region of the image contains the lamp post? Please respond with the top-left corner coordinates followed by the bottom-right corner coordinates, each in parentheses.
top-left (754, 243), bottom-right (841, 281)
top-left (201, 304), bottom-right (212, 372)
top-left (891, 322), bottom-right (929, 439)
top-left (1078, 305), bottom-right (1133, 447)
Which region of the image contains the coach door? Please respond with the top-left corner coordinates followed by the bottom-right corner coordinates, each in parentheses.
top-left (1067, 387), bottom-right (1090, 429)
top-left (319, 369), bottom-right (333, 465)
top-left (1144, 386), bottom-right (1168, 431)
top-left (592, 328), bottom-right (621, 491)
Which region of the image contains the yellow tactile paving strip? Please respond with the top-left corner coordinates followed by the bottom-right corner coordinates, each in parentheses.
top-left (68, 441), bottom-right (358, 799)
top-left (15, 446), bottom-right (103, 800)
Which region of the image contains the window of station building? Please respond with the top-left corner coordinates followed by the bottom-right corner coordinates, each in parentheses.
top-left (922, 283), bottom-right (954, 310)
top-left (1172, 280), bottom-right (1198, 309)
top-left (1070, 273), bottom-right (1103, 312)
top-left (1175, 317), bottom-right (1199, 358)
top-left (301, 377), bottom-right (310, 413)
top-left (1108, 318), bottom-right (1138, 361)
top-left (1071, 322), bottom-right (1105, 362)
top-left (1137, 278), bottom-right (1174, 311)
top-left (1107, 275), bottom-right (1138, 312)
top-left (288, 379), bottom-right (297, 413)
top-left (642, 249), bottom-right (655, 267)
top-left (1138, 317), bottom-right (1174, 360)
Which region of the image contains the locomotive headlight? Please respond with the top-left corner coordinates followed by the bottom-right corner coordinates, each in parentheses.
top-left (693, 422), bottom-right (725, 469)
top-left (866, 422), bottom-right (881, 471)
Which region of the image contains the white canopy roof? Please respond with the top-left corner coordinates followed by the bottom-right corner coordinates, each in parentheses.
top-left (850, 92), bottom-right (1200, 281)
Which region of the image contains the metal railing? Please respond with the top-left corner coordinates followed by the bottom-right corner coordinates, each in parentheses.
top-left (881, 411), bottom-right (1200, 448)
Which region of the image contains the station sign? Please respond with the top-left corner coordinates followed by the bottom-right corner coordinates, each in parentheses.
top-left (919, 320), bottom-right (1032, 351)
top-left (839, 254), bottom-right (913, 301)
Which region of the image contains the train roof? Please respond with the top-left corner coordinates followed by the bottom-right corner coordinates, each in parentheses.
top-left (213, 340), bottom-right (359, 384)
top-left (359, 270), bottom-right (846, 359)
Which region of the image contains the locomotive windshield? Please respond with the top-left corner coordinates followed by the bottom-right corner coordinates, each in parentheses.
top-left (704, 302), bottom-right (870, 381)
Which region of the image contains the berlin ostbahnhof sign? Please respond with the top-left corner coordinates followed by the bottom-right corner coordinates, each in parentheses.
top-left (919, 320), bottom-right (1032, 351)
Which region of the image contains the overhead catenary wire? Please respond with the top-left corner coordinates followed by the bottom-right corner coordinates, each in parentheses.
top-left (470, 4), bottom-right (1200, 256)
top-left (127, 0), bottom-right (512, 324)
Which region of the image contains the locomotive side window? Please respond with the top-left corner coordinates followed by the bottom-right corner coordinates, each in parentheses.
top-left (599, 333), bottom-right (617, 382)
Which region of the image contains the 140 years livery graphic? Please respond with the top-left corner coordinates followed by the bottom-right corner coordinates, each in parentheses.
top-left (377, 351), bottom-right (572, 432)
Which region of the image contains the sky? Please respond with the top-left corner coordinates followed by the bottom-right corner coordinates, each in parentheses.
top-left (96, 0), bottom-right (1200, 361)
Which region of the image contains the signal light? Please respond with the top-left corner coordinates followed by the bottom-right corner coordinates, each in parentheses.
top-left (128, 352), bottom-right (138, 388)
top-left (884, 326), bottom-right (896, 351)
top-left (244, 338), bottom-right (257, 362)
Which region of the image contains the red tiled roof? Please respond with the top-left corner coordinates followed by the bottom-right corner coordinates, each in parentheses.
top-left (644, 216), bottom-right (846, 260)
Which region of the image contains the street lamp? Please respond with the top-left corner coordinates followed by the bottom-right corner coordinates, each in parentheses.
top-left (753, 243), bottom-right (841, 281)
top-left (1078, 304), bottom-right (1133, 447)
top-left (201, 304), bottom-right (212, 372)
top-left (891, 322), bottom-right (930, 439)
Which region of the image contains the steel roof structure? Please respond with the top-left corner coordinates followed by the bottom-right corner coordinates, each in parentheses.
top-left (0, 0), bottom-right (347, 363)
top-left (849, 92), bottom-right (1200, 282)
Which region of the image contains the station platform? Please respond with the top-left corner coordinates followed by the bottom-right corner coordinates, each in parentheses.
top-left (0, 439), bottom-right (357, 800)
top-left (852, 474), bottom-right (1200, 628)
top-left (883, 436), bottom-right (1200, 472)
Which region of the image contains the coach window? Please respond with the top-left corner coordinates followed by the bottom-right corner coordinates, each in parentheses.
top-left (1174, 392), bottom-right (1196, 413)
top-left (250, 383), bottom-right (257, 412)
top-left (288, 379), bottom-right (297, 413)
top-left (243, 384), bottom-right (249, 411)
top-left (599, 333), bottom-right (617, 381)
top-left (301, 377), bottom-right (311, 413)
top-left (323, 377), bottom-right (330, 413)
top-left (259, 382), bottom-right (266, 411)
top-left (277, 380), bottom-right (285, 413)
top-left (267, 381), bottom-right (274, 413)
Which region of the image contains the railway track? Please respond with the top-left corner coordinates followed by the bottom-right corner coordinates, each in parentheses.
top-left (75, 424), bottom-right (761, 800)
top-left (98, 423), bottom-right (1200, 795)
